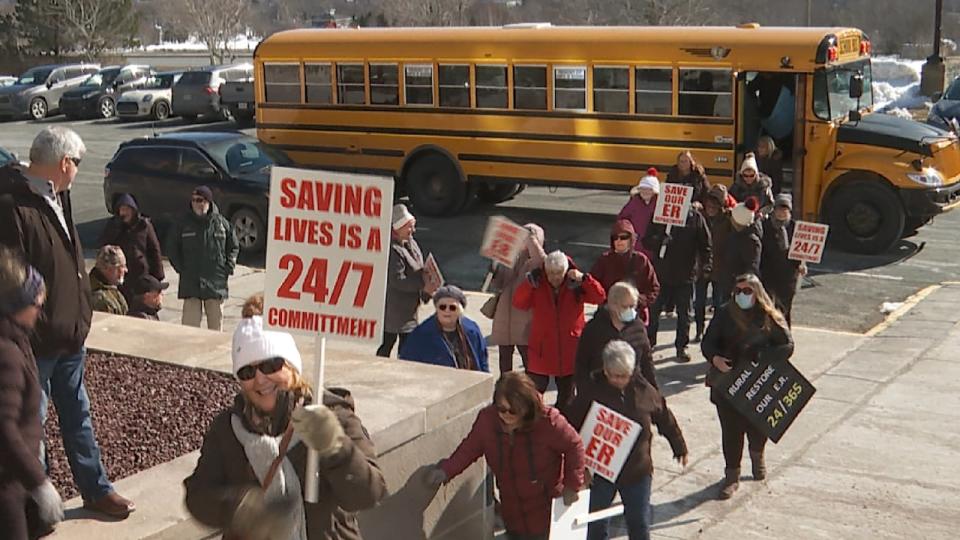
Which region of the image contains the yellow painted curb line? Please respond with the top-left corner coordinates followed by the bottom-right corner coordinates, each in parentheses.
top-left (864, 284), bottom-right (941, 337)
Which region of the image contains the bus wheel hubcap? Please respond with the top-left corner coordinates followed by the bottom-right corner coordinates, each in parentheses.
top-left (847, 202), bottom-right (880, 237)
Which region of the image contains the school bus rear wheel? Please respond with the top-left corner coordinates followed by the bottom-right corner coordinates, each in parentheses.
top-left (827, 180), bottom-right (905, 255)
top-left (405, 153), bottom-right (467, 216)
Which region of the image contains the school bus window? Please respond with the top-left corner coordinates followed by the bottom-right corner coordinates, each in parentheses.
top-left (304, 63), bottom-right (333, 104)
top-left (439, 65), bottom-right (470, 108)
top-left (813, 59), bottom-right (873, 121)
top-left (337, 64), bottom-right (365, 105)
top-left (678, 68), bottom-right (732, 117)
top-left (514, 66), bottom-right (547, 110)
top-left (593, 66), bottom-right (629, 113)
top-left (476, 65), bottom-right (508, 109)
top-left (554, 66), bottom-right (586, 111)
top-left (369, 64), bottom-right (399, 105)
top-left (405, 65), bottom-right (434, 105)
top-left (635, 68), bottom-right (672, 115)
top-left (263, 64), bottom-right (301, 103)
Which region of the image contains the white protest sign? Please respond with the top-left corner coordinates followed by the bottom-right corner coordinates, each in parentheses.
top-left (480, 215), bottom-right (528, 268)
top-left (548, 490), bottom-right (590, 540)
top-left (423, 253), bottom-right (444, 291)
top-left (653, 183), bottom-right (694, 227)
top-left (263, 166), bottom-right (394, 344)
top-left (788, 221), bottom-right (829, 264)
top-left (578, 402), bottom-right (642, 483)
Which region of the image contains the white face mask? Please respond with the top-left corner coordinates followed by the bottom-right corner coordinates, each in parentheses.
top-left (619, 307), bottom-right (638, 323)
top-left (735, 292), bottom-right (756, 310)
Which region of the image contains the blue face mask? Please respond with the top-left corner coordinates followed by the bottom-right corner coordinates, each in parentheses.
top-left (735, 292), bottom-right (755, 310)
top-left (619, 307), bottom-right (638, 323)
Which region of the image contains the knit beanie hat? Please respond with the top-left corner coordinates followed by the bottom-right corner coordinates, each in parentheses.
top-left (432, 284), bottom-right (467, 307)
top-left (192, 185), bottom-right (214, 203)
top-left (392, 203), bottom-right (415, 230)
top-left (774, 193), bottom-right (793, 209)
top-left (232, 316), bottom-right (302, 378)
top-left (0, 265), bottom-right (44, 317)
top-left (731, 202), bottom-right (756, 227)
top-left (740, 153), bottom-right (759, 175)
top-left (114, 193), bottom-right (138, 213)
top-left (630, 167), bottom-right (661, 196)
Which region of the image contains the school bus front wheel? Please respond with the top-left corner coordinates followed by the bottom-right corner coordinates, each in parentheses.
top-left (404, 152), bottom-right (469, 216)
top-left (825, 180), bottom-right (905, 255)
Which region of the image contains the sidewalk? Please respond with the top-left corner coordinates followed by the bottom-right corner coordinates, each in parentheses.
top-left (82, 258), bottom-right (959, 538)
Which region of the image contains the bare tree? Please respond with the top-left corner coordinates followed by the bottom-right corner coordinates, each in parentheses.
top-left (174, 0), bottom-right (251, 64)
top-left (383, 0), bottom-right (470, 26)
top-left (35, 0), bottom-right (138, 59)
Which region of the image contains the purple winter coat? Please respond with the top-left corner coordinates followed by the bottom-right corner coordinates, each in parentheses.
top-left (617, 194), bottom-right (657, 258)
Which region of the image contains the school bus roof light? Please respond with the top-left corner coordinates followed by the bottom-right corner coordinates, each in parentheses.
top-left (860, 40), bottom-right (872, 55)
top-left (827, 46), bottom-right (839, 62)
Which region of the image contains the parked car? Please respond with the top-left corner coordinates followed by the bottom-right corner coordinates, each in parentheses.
top-left (103, 131), bottom-right (292, 252)
top-left (219, 77), bottom-right (255, 126)
top-left (928, 77), bottom-right (960, 131)
top-left (60, 65), bottom-right (153, 119)
top-left (0, 76), bottom-right (16, 87)
top-left (171, 64), bottom-right (253, 123)
top-left (0, 63), bottom-right (100, 120)
top-left (0, 145), bottom-right (15, 166)
top-left (117, 71), bottom-right (182, 121)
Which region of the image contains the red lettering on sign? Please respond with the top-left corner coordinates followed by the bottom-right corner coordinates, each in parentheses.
top-left (596, 441), bottom-right (615, 466)
top-left (585, 436), bottom-right (602, 459)
top-left (275, 255), bottom-right (375, 308)
top-left (280, 178), bottom-right (297, 208)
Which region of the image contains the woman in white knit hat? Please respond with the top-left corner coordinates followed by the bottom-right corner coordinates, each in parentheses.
top-left (184, 316), bottom-right (386, 540)
top-left (713, 199), bottom-right (763, 303)
top-left (617, 167), bottom-right (661, 259)
top-left (729, 153), bottom-right (774, 211)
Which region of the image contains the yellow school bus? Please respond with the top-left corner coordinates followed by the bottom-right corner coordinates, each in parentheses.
top-left (255, 24), bottom-right (960, 254)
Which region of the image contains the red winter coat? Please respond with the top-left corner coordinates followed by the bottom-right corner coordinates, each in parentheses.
top-left (440, 405), bottom-right (585, 536)
top-left (513, 263), bottom-right (606, 377)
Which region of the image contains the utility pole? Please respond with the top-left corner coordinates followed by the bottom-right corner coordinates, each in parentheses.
top-left (921, 0), bottom-right (945, 97)
top-left (807, 0), bottom-right (812, 26)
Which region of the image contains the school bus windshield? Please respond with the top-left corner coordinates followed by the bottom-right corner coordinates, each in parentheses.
top-left (813, 59), bottom-right (873, 121)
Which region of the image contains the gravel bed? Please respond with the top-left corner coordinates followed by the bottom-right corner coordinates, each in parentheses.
top-left (44, 350), bottom-right (237, 500)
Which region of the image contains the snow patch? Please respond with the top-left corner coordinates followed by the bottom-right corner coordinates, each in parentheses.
top-left (871, 55), bottom-right (930, 112)
top-left (139, 34), bottom-right (261, 52)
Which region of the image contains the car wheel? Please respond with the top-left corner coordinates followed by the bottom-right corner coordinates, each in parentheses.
top-left (405, 153), bottom-right (467, 216)
top-left (827, 178), bottom-right (905, 254)
top-left (230, 207), bottom-right (265, 252)
top-left (152, 101), bottom-right (170, 120)
top-left (29, 98), bottom-right (47, 121)
top-left (476, 182), bottom-right (522, 205)
top-left (219, 106), bottom-right (233, 122)
top-left (98, 97), bottom-right (115, 119)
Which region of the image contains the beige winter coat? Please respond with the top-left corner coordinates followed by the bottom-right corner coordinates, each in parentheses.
top-left (488, 250), bottom-right (543, 346)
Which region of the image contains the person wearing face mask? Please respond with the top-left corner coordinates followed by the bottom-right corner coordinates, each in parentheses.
top-left (714, 200), bottom-right (762, 305)
top-left (567, 341), bottom-right (688, 540)
top-left (399, 285), bottom-right (489, 372)
top-left (701, 273), bottom-right (793, 500)
top-left (729, 153), bottom-right (774, 213)
top-left (575, 282), bottom-right (658, 391)
top-left (694, 185), bottom-right (736, 341)
top-left (0, 249), bottom-right (64, 539)
top-left (167, 186), bottom-right (239, 331)
top-left (513, 250), bottom-right (605, 409)
top-left (126, 275), bottom-right (169, 321)
top-left (760, 195), bottom-right (806, 326)
top-left (184, 316), bottom-right (387, 539)
top-left (426, 372), bottom-right (585, 540)
top-left (617, 168), bottom-right (661, 258)
top-left (589, 219), bottom-right (659, 326)
top-left (642, 199), bottom-right (712, 363)
top-left (97, 193), bottom-right (164, 303)
top-left (488, 224), bottom-right (546, 373)
top-left (89, 245), bottom-right (129, 316)
top-left (666, 151), bottom-right (711, 204)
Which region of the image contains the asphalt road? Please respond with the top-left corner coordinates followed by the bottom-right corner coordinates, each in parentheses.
top-left (1, 115), bottom-right (958, 334)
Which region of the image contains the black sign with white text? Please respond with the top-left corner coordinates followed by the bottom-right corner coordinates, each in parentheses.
top-left (718, 357), bottom-right (816, 443)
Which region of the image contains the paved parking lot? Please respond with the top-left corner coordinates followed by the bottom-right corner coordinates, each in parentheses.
top-left (2, 115), bottom-right (958, 333)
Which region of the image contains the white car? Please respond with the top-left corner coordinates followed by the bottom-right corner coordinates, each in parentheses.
top-left (0, 76), bottom-right (16, 87)
top-left (116, 71), bottom-right (181, 121)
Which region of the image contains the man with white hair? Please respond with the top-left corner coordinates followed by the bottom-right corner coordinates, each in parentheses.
top-left (513, 249), bottom-right (605, 409)
top-left (0, 127), bottom-right (135, 518)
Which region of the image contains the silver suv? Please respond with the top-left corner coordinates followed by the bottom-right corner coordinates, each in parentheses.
top-left (171, 63), bottom-right (253, 122)
top-left (0, 63), bottom-right (101, 121)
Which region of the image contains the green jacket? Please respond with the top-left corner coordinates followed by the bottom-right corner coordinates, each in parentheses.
top-left (89, 268), bottom-right (128, 315)
top-left (167, 204), bottom-right (238, 300)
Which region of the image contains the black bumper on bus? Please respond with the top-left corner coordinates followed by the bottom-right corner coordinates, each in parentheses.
top-left (900, 181), bottom-right (960, 219)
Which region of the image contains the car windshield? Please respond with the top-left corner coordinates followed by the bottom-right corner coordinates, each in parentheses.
top-left (202, 139), bottom-right (293, 176)
top-left (944, 80), bottom-right (960, 101)
top-left (145, 74), bottom-right (177, 89)
top-left (0, 147), bottom-right (13, 165)
top-left (813, 59), bottom-right (874, 121)
top-left (82, 69), bottom-right (120, 87)
top-left (16, 68), bottom-right (52, 85)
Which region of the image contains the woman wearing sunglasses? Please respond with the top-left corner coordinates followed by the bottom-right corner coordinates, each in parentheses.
top-left (399, 285), bottom-right (489, 372)
top-left (589, 220), bottom-right (660, 328)
top-left (0, 247), bottom-right (64, 539)
top-left (184, 316), bottom-right (386, 540)
top-left (426, 371), bottom-right (585, 540)
top-left (700, 273), bottom-right (794, 500)
top-left (729, 153), bottom-right (774, 212)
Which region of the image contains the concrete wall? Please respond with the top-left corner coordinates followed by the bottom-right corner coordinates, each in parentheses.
top-left (51, 313), bottom-right (494, 540)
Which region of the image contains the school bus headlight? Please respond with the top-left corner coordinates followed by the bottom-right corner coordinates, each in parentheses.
top-left (907, 168), bottom-right (944, 187)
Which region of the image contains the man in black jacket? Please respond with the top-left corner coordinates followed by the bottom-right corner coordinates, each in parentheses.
top-left (642, 206), bottom-right (712, 362)
top-left (0, 127), bottom-right (135, 518)
top-left (760, 194), bottom-right (805, 326)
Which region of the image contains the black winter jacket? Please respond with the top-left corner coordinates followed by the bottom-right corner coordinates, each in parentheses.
top-left (641, 208), bottom-right (713, 285)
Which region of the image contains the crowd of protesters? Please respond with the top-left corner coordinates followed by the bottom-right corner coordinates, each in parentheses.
top-left (0, 126), bottom-right (801, 540)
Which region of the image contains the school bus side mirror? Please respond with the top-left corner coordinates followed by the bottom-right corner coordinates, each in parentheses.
top-left (849, 74), bottom-right (864, 99)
